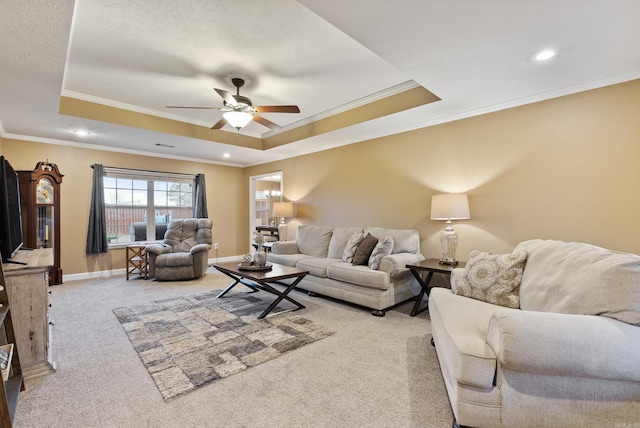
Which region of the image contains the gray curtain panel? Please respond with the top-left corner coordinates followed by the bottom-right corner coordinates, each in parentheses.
top-left (194, 173), bottom-right (208, 218)
top-left (86, 164), bottom-right (108, 254)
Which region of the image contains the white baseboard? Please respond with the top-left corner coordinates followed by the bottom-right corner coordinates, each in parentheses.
top-left (62, 255), bottom-right (244, 282)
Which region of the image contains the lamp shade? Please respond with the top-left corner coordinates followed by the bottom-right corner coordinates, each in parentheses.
top-left (430, 194), bottom-right (470, 220)
top-left (272, 202), bottom-right (294, 218)
top-left (223, 111), bottom-right (253, 129)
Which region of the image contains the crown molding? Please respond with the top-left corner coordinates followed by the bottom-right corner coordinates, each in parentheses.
top-left (1, 132), bottom-right (244, 167)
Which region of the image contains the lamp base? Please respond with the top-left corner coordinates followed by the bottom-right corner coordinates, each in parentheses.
top-left (439, 220), bottom-right (459, 265)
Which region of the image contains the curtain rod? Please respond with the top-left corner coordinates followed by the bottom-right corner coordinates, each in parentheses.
top-left (90, 164), bottom-right (199, 176)
top-left (91, 164), bottom-right (199, 178)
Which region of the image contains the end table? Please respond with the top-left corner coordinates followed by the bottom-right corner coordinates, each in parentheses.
top-left (126, 244), bottom-right (148, 280)
top-left (406, 258), bottom-right (466, 316)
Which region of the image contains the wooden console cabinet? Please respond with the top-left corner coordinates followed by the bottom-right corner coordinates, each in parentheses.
top-left (3, 249), bottom-right (55, 379)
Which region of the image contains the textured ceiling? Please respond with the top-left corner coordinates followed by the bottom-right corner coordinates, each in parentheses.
top-left (1, 0), bottom-right (639, 167)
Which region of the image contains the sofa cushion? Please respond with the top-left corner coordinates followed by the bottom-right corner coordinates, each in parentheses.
top-left (296, 226), bottom-right (334, 257)
top-left (164, 221), bottom-right (196, 252)
top-left (163, 218), bottom-right (213, 252)
top-left (364, 227), bottom-right (420, 254)
top-left (515, 239), bottom-right (640, 326)
top-left (327, 262), bottom-right (390, 290)
top-left (266, 253), bottom-right (313, 268)
top-left (352, 233), bottom-right (378, 265)
top-left (454, 250), bottom-right (528, 309)
top-left (341, 232), bottom-right (365, 263)
top-left (368, 236), bottom-right (394, 270)
top-left (269, 241), bottom-right (300, 255)
top-left (328, 227), bottom-right (364, 259)
top-left (296, 257), bottom-right (341, 278)
top-left (155, 252), bottom-right (193, 267)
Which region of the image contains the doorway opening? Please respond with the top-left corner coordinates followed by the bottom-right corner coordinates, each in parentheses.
top-left (249, 172), bottom-right (282, 247)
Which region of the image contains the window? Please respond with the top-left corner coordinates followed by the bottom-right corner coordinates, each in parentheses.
top-left (103, 168), bottom-right (196, 245)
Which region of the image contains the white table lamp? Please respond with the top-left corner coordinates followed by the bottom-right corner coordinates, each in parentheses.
top-left (272, 202), bottom-right (294, 241)
top-left (430, 194), bottom-right (470, 265)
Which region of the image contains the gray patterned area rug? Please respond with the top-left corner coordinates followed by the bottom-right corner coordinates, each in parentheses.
top-left (113, 291), bottom-right (335, 401)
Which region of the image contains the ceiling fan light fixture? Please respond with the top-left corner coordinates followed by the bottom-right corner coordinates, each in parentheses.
top-left (168, 76), bottom-right (299, 131)
top-left (223, 110), bottom-right (254, 129)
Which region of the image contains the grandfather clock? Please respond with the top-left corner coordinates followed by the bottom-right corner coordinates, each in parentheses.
top-left (18, 161), bottom-right (64, 285)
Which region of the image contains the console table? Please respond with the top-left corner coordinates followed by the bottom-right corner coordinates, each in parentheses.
top-left (256, 226), bottom-right (279, 240)
top-left (4, 248), bottom-right (55, 378)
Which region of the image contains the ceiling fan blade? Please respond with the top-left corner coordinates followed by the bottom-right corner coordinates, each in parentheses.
top-left (253, 114), bottom-right (281, 130)
top-left (214, 88), bottom-right (238, 107)
top-left (211, 117), bottom-right (227, 130)
top-left (255, 105), bottom-right (300, 113)
top-left (166, 105), bottom-right (221, 109)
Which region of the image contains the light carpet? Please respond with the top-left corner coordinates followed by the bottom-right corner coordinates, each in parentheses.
top-left (113, 291), bottom-right (335, 400)
top-left (13, 268), bottom-right (453, 427)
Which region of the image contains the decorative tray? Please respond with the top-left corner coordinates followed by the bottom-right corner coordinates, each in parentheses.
top-left (237, 262), bottom-right (273, 271)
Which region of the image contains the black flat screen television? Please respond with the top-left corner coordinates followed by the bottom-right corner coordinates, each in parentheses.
top-left (0, 156), bottom-right (24, 262)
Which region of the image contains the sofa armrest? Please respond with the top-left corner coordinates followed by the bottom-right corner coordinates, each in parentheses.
top-left (190, 243), bottom-right (211, 255)
top-left (487, 309), bottom-right (640, 382)
top-left (379, 252), bottom-right (426, 275)
top-left (270, 241), bottom-right (300, 255)
top-left (146, 243), bottom-right (172, 256)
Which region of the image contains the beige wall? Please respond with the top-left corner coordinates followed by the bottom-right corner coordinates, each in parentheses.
top-left (0, 140), bottom-right (248, 276)
top-left (247, 79), bottom-right (640, 258)
top-left (2, 79), bottom-right (638, 278)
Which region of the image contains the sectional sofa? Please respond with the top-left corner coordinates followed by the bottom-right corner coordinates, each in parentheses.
top-left (267, 225), bottom-right (424, 315)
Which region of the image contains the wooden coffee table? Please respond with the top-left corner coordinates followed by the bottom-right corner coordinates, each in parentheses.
top-left (213, 261), bottom-right (309, 319)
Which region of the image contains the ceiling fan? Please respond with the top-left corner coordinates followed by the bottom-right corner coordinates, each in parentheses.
top-left (166, 77), bottom-right (300, 131)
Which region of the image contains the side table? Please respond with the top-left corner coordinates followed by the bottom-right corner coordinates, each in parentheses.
top-left (406, 258), bottom-right (466, 316)
top-left (126, 245), bottom-right (148, 280)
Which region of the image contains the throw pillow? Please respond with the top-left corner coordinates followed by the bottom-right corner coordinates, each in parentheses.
top-left (455, 250), bottom-right (528, 308)
top-left (352, 233), bottom-right (378, 265)
top-left (342, 232), bottom-right (364, 263)
top-left (296, 226), bottom-right (334, 257)
top-left (368, 236), bottom-right (394, 270)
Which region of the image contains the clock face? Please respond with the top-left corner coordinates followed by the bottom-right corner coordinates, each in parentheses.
top-left (36, 178), bottom-right (54, 204)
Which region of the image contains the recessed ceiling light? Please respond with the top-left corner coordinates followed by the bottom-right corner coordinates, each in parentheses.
top-left (534, 49), bottom-right (556, 61)
top-left (223, 153), bottom-right (230, 158)
top-left (73, 130), bottom-right (91, 136)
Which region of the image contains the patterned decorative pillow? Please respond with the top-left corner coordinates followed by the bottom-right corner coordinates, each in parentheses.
top-left (342, 232), bottom-right (364, 262)
top-left (352, 233), bottom-right (378, 265)
top-left (455, 250), bottom-right (528, 308)
top-left (368, 236), bottom-right (394, 270)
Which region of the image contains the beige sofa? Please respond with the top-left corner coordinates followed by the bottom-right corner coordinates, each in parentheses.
top-left (267, 225), bottom-right (424, 316)
top-left (428, 239), bottom-right (640, 427)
